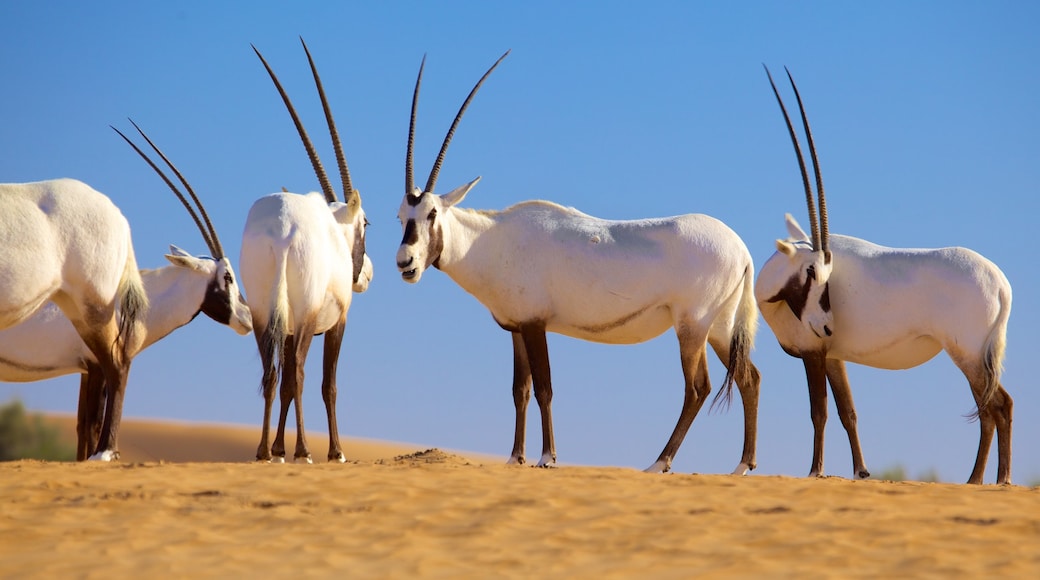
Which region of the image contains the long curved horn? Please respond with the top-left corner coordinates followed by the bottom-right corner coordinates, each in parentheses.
top-left (406, 55), bottom-right (426, 198)
top-left (764, 64), bottom-right (821, 252)
top-left (784, 67), bottom-right (828, 256)
top-left (253, 44), bottom-right (337, 204)
top-left (424, 50), bottom-right (510, 194)
top-left (111, 121), bottom-right (225, 259)
top-left (300, 37), bottom-right (354, 204)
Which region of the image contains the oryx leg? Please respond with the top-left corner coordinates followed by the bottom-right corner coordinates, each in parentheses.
top-left (79, 312), bottom-right (129, 462)
top-left (508, 331), bottom-right (532, 465)
top-left (991, 385), bottom-right (1013, 485)
top-left (321, 320), bottom-right (347, 463)
top-left (964, 373), bottom-right (1013, 485)
top-left (824, 359), bottom-right (869, 479)
top-left (708, 338), bottom-right (761, 475)
top-left (645, 325), bottom-right (711, 474)
top-left (254, 324), bottom-right (279, 462)
top-left (287, 332), bottom-right (314, 463)
top-left (802, 352), bottom-right (829, 478)
top-left (76, 364), bottom-right (105, 461)
top-left (519, 325), bottom-right (555, 467)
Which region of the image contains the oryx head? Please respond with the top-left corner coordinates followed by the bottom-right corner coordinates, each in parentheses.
top-left (764, 66), bottom-right (834, 339)
top-left (254, 38), bottom-right (372, 293)
top-left (113, 121), bottom-right (254, 335)
top-left (396, 51), bottom-right (509, 283)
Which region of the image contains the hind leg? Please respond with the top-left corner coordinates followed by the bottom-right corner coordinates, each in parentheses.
top-left (76, 317), bottom-right (129, 462)
top-left (76, 365), bottom-right (105, 461)
top-left (708, 338), bottom-right (760, 475)
top-left (646, 324), bottom-right (711, 474)
top-left (254, 325), bottom-right (279, 462)
top-left (991, 386), bottom-right (1013, 485)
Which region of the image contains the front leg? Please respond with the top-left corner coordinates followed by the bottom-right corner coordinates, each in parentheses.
top-left (825, 359), bottom-right (869, 479)
top-left (322, 320), bottom-right (347, 463)
top-left (802, 352), bottom-right (829, 477)
top-left (508, 331), bottom-right (532, 465)
top-left (519, 325), bottom-right (556, 467)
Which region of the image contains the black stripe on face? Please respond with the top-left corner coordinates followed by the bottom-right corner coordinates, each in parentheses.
top-left (401, 219), bottom-right (419, 245)
top-left (352, 229), bottom-right (367, 284)
top-left (201, 275), bottom-right (234, 325)
top-left (819, 282), bottom-right (831, 313)
top-left (766, 272), bottom-right (812, 321)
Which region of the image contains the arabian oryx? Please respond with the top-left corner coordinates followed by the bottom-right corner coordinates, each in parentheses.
top-left (0, 175), bottom-right (148, 460)
top-left (0, 122), bottom-right (253, 460)
top-left (242, 40), bottom-right (372, 463)
top-left (396, 52), bottom-right (761, 474)
top-left (755, 67), bottom-right (1014, 484)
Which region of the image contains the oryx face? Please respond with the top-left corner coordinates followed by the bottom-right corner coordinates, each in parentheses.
top-left (396, 190), bottom-right (444, 284)
top-left (331, 198), bottom-right (372, 293)
top-left (164, 248), bottom-right (253, 335)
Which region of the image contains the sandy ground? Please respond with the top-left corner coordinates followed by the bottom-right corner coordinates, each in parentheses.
top-left (1, 417), bottom-right (1037, 578)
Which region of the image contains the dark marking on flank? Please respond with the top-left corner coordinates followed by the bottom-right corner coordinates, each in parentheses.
top-left (575, 304), bottom-right (654, 334)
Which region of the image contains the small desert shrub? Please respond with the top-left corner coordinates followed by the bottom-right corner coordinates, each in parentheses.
top-left (0, 399), bottom-right (75, 461)
top-left (875, 464), bottom-right (942, 483)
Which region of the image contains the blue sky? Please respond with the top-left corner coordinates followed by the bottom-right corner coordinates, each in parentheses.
top-left (1, 2), bottom-right (1037, 484)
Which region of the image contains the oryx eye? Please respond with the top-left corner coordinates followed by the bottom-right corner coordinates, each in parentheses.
top-left (806, 265), bottom-right (816, 281)
top-left (427, 208), bottom-right (437, 221)
top-left (224, 272), bottom-right (234, 287)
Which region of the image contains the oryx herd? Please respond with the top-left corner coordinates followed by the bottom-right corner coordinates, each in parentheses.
top-left (0, 41), bottom-right (1015, 484)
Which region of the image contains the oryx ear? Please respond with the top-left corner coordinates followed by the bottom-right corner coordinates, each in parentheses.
top-left (784, 213), bottom-right (810, 242)
top-left (442, 176), bottom-right (482, 207)
top-left (776, 239), bottom-right (798, 256)
top-left (168, 244), bottom-right (192, 258)
top-left (165, 252), bottom-right (205, 271)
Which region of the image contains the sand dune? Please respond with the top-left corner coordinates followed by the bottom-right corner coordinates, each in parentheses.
top-left (1, 417), bottom-right (1037, 577)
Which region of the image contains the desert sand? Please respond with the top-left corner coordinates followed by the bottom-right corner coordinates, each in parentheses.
top-left (1, 416), bottom-right (1037, 578)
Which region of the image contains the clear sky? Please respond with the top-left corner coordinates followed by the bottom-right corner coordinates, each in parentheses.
top-left (1, 2), bottom-right (1037, 484)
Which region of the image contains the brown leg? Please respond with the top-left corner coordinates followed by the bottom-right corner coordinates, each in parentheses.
top-left (708, 337), bottom-right (760, 474)
top-left (519, 325), bottom-right (555, 467)
top-left (255, 325), bottom-right (278, 462)
top-left (733, 362), bottom-right (761, 474)
top-left (992, 386), bottom-right (1013, 485)
top-left (75, 365), bottom-right (105, 461)
top-left (321, 320), bottom-right (346, 463)
top-left (290, 330), bottom-right (316, 463)
top-left (824, 359), bottom-right (869, 479)
top-left (508, 331), bottom-right (532, 465)
top-left (802, 352), bottom-right (829, 478)
top-left (273, 334), bottom-right (296, 462)
top-left (646, 327), bottom-right (711, 473)
top-left (81, 316), bottom-right (129, 461)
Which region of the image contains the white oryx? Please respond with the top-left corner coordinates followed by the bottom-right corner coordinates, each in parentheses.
top-left (755, 67), bottom-right (1014, 485)
top-left (243, 40), bottom-right (372, 463)
top-left (0, 176), bottom-right (148, 461)
top-left (396, 53), bottom-right (761, 473)
top-left (0, 122), bottom-right (253, 460)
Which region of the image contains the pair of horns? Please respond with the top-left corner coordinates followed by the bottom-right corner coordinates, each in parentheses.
top-left (406, 50), bottom-right (510, 197)
top-left (765, 65), bottom-right (829, 256)
top-left (113, 120), bottom-right (225, 260)
top-left (253, 38), bottom-right (354, 205)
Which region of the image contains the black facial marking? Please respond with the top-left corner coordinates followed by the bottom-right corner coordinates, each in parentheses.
top-left (428, 219), bottom-right (444, 270)
top-left (406, 191), bottom-right (425, 207)
top-left (200, 276), bottom-right (233, 325)
top-left (766, 273), bottom-right (813, 320)
top-left (352, 228), bottom-right (367, 284)
top-left (401, 219), bottom-right (418, 245)
top-left (819, 282), bottom-right (831, 313)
